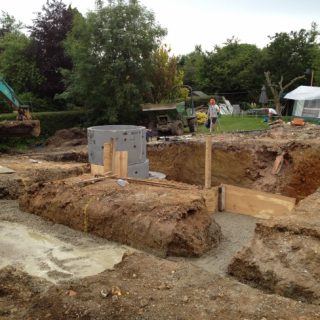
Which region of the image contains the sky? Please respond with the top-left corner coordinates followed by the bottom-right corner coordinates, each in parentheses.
top-left (1, 0), bottom-right (320, 55)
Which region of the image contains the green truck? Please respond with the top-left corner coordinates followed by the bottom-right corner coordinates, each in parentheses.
top-left (142, 100), bottom-right (198, 136)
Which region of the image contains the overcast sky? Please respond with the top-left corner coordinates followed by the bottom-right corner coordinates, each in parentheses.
top-left (1, 0), bottom-right (319, 55)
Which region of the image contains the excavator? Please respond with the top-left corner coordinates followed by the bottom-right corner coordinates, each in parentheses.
top-left (0, 79), bottom-right (40, 137)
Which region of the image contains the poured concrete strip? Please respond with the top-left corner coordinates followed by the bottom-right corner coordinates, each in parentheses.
top-left (0, 221), bottom-right (128, 283)
top-left (0, 166), bottom-right (15, 174)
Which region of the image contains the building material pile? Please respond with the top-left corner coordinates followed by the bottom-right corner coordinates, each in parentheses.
top-left (19, 175), bottom-right (221, 257)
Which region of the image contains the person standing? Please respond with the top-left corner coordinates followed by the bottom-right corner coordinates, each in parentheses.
top-left (268, 107), bottom-right (278, 122)
top-left (207, 98), bottom-right (219, 133)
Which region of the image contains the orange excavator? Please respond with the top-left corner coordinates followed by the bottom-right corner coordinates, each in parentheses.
top-left (0, 79), bottom-right (40, 137)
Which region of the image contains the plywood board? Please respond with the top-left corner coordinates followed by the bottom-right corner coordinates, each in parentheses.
top-left (223, 184), bottom-right (296, 219)
top-left (119, 151), bottom-right (128, 178)
top-left (103, 143), bottom-right (112, 172)
top-left (90, 164), bottom-right (105, 176)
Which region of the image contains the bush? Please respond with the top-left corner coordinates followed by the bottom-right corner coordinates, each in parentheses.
top-left (196, 111), bottom-right (207, 124)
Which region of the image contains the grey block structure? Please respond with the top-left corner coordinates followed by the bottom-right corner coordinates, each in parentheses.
top-left (87, 125), bottom-right (149, 178)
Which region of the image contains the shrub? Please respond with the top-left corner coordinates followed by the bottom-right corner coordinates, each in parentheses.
top-left (196, 111), bottom-right (207, 124)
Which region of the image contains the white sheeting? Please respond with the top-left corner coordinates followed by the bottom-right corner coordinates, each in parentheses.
top-left (292, 100), bottom-right (304, 117)
top-left (284, 86), bottom-right (320, 100)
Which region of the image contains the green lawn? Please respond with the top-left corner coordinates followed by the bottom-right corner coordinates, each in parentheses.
top-left (195, 115), bottom-right (269, 134)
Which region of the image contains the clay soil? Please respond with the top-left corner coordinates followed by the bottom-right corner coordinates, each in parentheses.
top-left (19, 175), bottom-right (221, 257)
top-left (1, 124), bottom-right (320, 319)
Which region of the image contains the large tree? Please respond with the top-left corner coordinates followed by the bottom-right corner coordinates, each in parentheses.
top-left (263, 23), bottom-right (319, 88)
top-left (147, 45), bottom-right (183, 103)
top-left (29, 0), bottom-right (74, 100)
top-left (0, 11), bottom-right (23, 38)
top-left (178, 45), bottom-right (205, 89)
top-left (64, 0), bottom-right (166, 123)
top-left (198, 39), bottom-right (263, 101)
top-left (0, 33), bottom-right (42, 95)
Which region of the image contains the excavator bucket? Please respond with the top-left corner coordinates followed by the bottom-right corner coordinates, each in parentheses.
top-left (0, 120), bottom-right (41, 137)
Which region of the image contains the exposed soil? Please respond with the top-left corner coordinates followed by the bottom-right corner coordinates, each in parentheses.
top-left (19, 175), bottom-right (221, 257)
top-left (228, 188), bottom-right (320, 304)
top-left (45, 127), bottom-right (88, 148)
top-left (148, 137), bottom-right (320, 201)
top-left (1, 252), bottom-right (320, 320)
top-left (0, 154), bottom-right (89, 199)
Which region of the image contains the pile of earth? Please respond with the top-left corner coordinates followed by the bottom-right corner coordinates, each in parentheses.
top-left (45, 127), bottom-right (87, 147)
top-left (19, 175), bottom-right (221, 257)
top-left (0, 155), bottom-right (89, 199)
top-left (228, 187), bottom-right (320, 304)
top-left (1, 252), bottom-right (320, 320)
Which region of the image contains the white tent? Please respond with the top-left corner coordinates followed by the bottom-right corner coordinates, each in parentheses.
top-left (284, 86), bottom-right (320, 118)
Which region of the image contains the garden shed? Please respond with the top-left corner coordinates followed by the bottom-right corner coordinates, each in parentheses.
top-left (284, 85), bottom-right (320, 118)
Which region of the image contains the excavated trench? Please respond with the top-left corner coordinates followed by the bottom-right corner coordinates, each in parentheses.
top-left (148, 140), bottom-right (320, 201)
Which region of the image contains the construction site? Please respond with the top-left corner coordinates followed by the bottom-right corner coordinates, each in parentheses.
top-left (1, 121), bottom-right (320, 320)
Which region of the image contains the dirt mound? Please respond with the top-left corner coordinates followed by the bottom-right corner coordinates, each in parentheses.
top-left (46, 127), bottom-right (87, 147)
top-left (1, 253), bottom-right (320, 320)
top-left (0, 155), bottom-right (89, 199)
top-left (228, 188), bottom-right (320, 304)
top-left (19, 175), bottom-right (221, 257)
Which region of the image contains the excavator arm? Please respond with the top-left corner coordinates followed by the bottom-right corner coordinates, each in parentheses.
top-left (0, 79), bottom-right (22, 111)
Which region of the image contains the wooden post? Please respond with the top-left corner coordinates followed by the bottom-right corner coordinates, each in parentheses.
top-left (205, 135), bottom-right (212, 189)
top-left (218, 185), bottom-right (225, 211)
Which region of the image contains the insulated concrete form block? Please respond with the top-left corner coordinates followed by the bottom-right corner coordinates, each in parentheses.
top-left (87, 125), bottom-right (149, 178)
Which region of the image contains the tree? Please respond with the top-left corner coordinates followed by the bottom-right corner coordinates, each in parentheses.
top-left (0, 33), bottom-right (43, 95)
top-left (198, 39), bottom-right (263, 101)
top-left (178, 45), bottom-right (205, 89)
top-left (29, 0), bottom-right (74, 100)
top-left (263, 24), bottom-right (319, 87)
top-left (64, 0), bottom-right (166, 123)
top-left (0, 11), bottom-right (23, 38)
top-left (264, 71), bottom-right (305, 114)
top-left (147, 45), bottom-right (183, 103)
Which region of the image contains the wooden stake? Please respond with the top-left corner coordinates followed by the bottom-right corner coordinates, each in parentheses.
top-left (218, 185), bottom-right (225, 211)
top-left (205, 135), bottom-right (212, 189)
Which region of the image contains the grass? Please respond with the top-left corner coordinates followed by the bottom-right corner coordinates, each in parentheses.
top-left (194, 115), bottom-right (269, 134)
